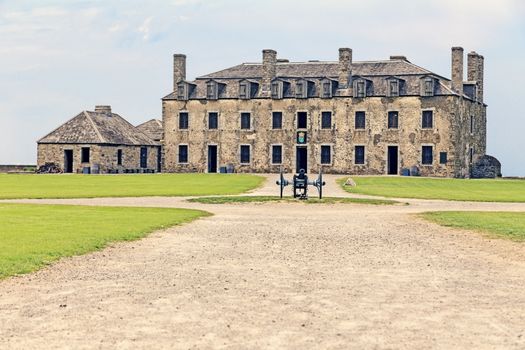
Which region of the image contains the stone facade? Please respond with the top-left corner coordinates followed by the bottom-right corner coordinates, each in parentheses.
top-left (37, 106), bottom-right (161, 174)
top-left (161, 47), bottom-right (492, 177)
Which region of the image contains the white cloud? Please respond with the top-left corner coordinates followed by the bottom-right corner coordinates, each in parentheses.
top-left (138, 16), bottom-right (153, 41)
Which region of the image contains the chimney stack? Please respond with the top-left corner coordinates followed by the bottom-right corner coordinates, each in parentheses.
top-left (261, 49), bottom-right (277, 96)
top-left (95, 105), bottom-right (111, 114)
top-left (468, 51), bottom-right (484, 102)
top-left (451, 47), bottom-right (464, 94)
top-left (338, 48), bottom-right (352, 89)
top-left (173, 54), bottom-right (186, 92)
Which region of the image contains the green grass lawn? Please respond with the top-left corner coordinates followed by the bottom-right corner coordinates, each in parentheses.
top-left (188, 195), bottom-right (399, 205)
top-left (0, 204), bottom-right (210, 279)
top-left (339, 177), bottom-right (525, 202)
top-left (420, 211), bottom-right (525, 241)
top-left (0, 173), bottom-right (264, 199)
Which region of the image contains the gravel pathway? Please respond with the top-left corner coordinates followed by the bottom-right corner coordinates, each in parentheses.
top-left (1, 175), bottom-right (525, 349)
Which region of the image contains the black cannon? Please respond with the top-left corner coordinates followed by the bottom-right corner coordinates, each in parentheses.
top-left (276, 169), bottom-right (326, 199)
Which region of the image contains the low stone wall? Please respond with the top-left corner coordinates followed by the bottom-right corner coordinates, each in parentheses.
top-left (0, 165), bottom-right (36, 173)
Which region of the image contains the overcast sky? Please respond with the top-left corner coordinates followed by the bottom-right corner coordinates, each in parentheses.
top-left (1, 0), bottom-right (524, 175)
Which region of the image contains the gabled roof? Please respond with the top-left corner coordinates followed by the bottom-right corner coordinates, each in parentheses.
top-left (136, 119), bottom-right (163, 141)
top-left (38, 110), bottom-right (159, 146)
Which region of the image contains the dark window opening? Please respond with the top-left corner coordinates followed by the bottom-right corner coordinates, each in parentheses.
top-left (240, 145), bottom-right (250, 164)
top-left (179, 112), bottom-right (189, 129)
top-left (355, 112), bottom-right (366, 129)
top-left (117, 149), bottom-right (123, 166)
top-left (272, 112), bottom-right (282, 129)
top-left (178, 145), bottom-right (188, 163)
top-left (355, 146), bottom-right (365, 164)
top-left (422, 110), bottom-right (433, 129)
top-left (469, 147), bottom-right (474, 163)
top-left (297, 112), bottom-right (307, 129)
top-left (388, 111), bottom-right (399, 129)
top-left (321, 145), bottom-right (331, 164)
top-left (296, 81), bottom-right (305, 98)
top-left (208, 112), bottom-right (218, 129)
top-left (240, 112), bottom-right (251, 129)
top-left (272, 145), bottom-right (282, 164)
top-left (140, 147), bottom-right (148, 168)
top-left (321, 112), bottom-right (332, 129)
top-left (440, 152), bottom-right (447, 164)
top-left (470, 115), bottom-right (474, 133)
top-left (81, 147), bottom-right (90, 163)
top-left (422, 146), bottom-right (433, 165)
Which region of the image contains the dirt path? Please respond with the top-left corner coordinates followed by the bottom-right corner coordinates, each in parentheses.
top-left (1, 176), bottom-right (525, 349)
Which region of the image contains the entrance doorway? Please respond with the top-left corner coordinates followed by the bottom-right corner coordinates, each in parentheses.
top-left (387, 146), bottom-right (398, 175)
top-left (208, 145), bottom-right (217, 173)
top-left (64, 150), bottom-right (73, 173)
top-left (296, 146), bottom-right (307, 173)
top-left (157, 148), bottom-right (162, 172)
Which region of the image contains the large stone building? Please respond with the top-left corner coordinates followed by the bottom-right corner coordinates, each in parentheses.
top-left (162, 47), bottom-right (490, 177)
top-left (37, 106), bottom-right (161, 173)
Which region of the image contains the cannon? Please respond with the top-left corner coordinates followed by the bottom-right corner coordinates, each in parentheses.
top-left (276, 168), bottom-right (326, 200)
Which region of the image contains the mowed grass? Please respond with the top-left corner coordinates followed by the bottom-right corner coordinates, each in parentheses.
top-left (188, 195), bottom-right (399, 205)
top-left (339, 177), bottom-right (525, 202)
top-left (0, 204), bottom-right (210, 279)
top-left (0, 173), bottom-right (264, 199)
top-left (420, 211), bottom-right (525, 241)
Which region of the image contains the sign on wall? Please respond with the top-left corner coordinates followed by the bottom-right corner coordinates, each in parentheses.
top-left (297, 131), bottom-right (307, 144)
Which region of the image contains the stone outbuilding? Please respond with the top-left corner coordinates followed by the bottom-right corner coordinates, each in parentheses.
top-left (37, 106), bottom-right (161, 174)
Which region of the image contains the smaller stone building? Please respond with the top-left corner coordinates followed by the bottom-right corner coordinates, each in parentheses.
top-left (37, 106), bottom-right (161, 174)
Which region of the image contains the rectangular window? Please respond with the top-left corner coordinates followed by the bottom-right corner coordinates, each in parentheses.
top-left (388, 111), bottom-right (399, 129)
top-left (355, 146), bottom-right (365, 164)
top-left (422, 110), bottom-right (433, 129)
top-left (322, 82), bottom-right (332, 98)
top-left (389, 80), bottom-right (399, 97)
top-left (240, 145), bottom-right (250, 164)
top-left (271, 82), bottom-right (281, 99)
top-left (355, 112), bottom-right (366, 129)
top-left (117, 149), bottom-right (123, 166)
top-left (272, 112), bottom-right (282, 129)
top-left (271, 145), bottom-right (282, 164)
top-left (356, 81), bottom-right (365, 98)
top-left (208, 112), bottom-right (218, 129)
top-left (206, 82), bottom-right (217, 100)
top-left (439, 152), bottom-right (447, 164)
top-left (297, 111), bottom-right (307, 129)
top-left (140, 147), bottom-right (148, 168)
top-left (422, 146), bottom-right (433, 165)
top-left (179, 112), bottom-right (189, 129)
top-left (178, 145), bottom-right (188, 163)
top-left (296, 81), bottom-right (305, 98)
top-left (81, 147), bottom-right (90, 163)
top-left (240, 112), bottom-right (251, 130)
top-left (469, 147), bottom-right (474, 163)
top-left (424, 79), bottom-right (434, 96)
top-left (239, 83), bottom-right (248, 99)
top-left (177, 84), bottom-right (186, 100)
top-left (321, 111), bottom-right (332, 129)
top-left (321, 145), bottom-right (331, 164)
top-left (470, 115), bottom-right (474, 133)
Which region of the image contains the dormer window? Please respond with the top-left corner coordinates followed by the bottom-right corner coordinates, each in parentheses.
top-left (355, 80), bottom-right (366, 98)
top-left (296, 80), bottom-right (306, 98)
top-left (239, 82), bottom-right (249, 99)
top-left (206, 81), bottom-right (218, 100)
top-left (322, 81), bottom-right (332, 98)
top-left (177, 83), bottom-right (188, 100)
top-left (422, 78), bottom-right (435, 97)
top-left (389, 80), bottom-right (399, 97)
top-left (271, 81), bottom-right (283, 99)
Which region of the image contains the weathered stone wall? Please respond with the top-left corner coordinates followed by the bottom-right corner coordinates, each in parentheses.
top-left (163, 95), bottom-right (486, 177)
top-left (37, 144), bottom-right (160, 173)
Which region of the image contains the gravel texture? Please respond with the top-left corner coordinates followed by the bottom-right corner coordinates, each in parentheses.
top-left (1, 174), bottom-right (525, 349)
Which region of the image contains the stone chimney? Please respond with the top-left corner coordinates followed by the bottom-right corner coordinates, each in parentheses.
top-left (468, 51), bottom-right (484, 102)
top-left (173, 54), bottom-right (186, 92)
top-left (338, 48), bottom-right (352, 89)
top-left (451, 47), bottom-right (464, 94)
top-left (261, 49), bottom-right (277, 96)
top-left (95, 105), bottom-right (111, 114)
